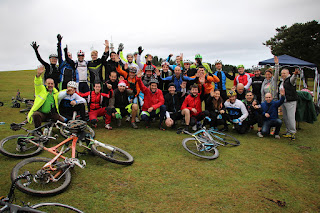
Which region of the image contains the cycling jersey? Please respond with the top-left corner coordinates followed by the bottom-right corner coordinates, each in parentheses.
top-left (234, 73), bottom-right (254, 90)
top-left (224, 99), bottom-right (248, 122)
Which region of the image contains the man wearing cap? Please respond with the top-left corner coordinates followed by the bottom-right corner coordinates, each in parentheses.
top-left (59, 81), bottom-right (86, 121)
top-left (213, 60), bottom-right (235, 101)
top-left (31, 41), bottom-right (61, 90)
top-left (234, 65), bottom-right (254, 90)
top-left (251, 67), bottom-right (265, 103)
top-left (57, 34), bottom-right (79, 90)
top-left (164, 83), bottom-right (185, 128)
top-left (108, 80), bottom-right (139, 129)
top-left (190, 54), bottom-right (212, 74)
top-left (224, 90), bottom-right (249, 134)
top-left (137, 70), bottom-right (166, 130)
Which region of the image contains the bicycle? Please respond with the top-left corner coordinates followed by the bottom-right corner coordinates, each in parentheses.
top-left (10, 120), bottom-right (134, 196)
top-left (0, 171), bottom-right (83, 212)
top-left (0, 119), bottom-right (95, 158)
top-left (177, 127), bottom-right (240, 159)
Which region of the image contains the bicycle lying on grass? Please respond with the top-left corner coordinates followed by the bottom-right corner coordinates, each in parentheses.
top-left (0, 171), bottom-right (83, 212)
top-left (2, 120), bottom-right (133, 196)
top-left (0, 119), bottom-right (94, 158)
top-left (177, 127), bottom-right (240, 159)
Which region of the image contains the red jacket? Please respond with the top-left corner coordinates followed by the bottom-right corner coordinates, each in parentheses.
top-left (234, 73), bottom-right (254, 89)
top-left (137, 78), bottom-right (164, 111)
top-left (181, 93), bottom-right (203, 117)
top-left (77, 90), bottom-right (112, 111)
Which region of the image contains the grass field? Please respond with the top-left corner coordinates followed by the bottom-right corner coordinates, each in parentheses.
top-left (0, 70), bottom-right (319, 212)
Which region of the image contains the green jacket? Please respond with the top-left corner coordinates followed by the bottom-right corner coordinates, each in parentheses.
top-left (190, 62), bottom-right (212, 74)
top-left (27, 76), bottom-right (67, 123)
top-left (295, 91), bottom-right (317, 124)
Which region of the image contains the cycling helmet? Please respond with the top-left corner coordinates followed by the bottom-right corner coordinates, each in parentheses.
top-left (129, 67), bottom-right (137, 73)
top-left (77, 50), bottom-right (85, 56)
top-left (133, 52), bottom-right (138, 56)
top-left (127, 53), bottom-right (133, 58)
top-left (49, 54), bottom-right (58, 59)
top-left (227, 90), bottom-right (237, 97)
top-left (237, 64), bottom-right (245, 69)
top-left (195, 54), bottom-right (202, 59)
top-left (149, 78), bottom-right (159, 85)
top-left (215, 59), bottom-right (222, 65)
top-left (252, 66), bottom-right (260, 71)
top-left (183, 59), bottom-right (192, 64)
top-left (168, 82), bottom-right (176, 88)
top-left (67, 81), bottom-right (77, 89)
top-left (145, 65), bottom-right (154, 71)
top-left (161, 61), bottom-right (170, 66)
top-left (67, 120), bottom-right (87, 133)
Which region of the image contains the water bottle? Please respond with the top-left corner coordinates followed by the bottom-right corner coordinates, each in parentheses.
top-left (0, 122), bottom-right (5, 125)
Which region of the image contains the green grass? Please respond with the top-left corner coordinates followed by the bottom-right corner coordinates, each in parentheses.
top-left (0, 70), bottom-right (319, 212)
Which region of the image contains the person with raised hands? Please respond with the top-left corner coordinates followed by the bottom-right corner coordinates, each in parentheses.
top-left (57, 34), bottom-right (78, 90)
top-left (118, 43), bottom-right (140, 71)
top-left (190, 54), bottom-right (212, 74)
top-left (196, 65), bottom-right (220, 104)
top-left (87, 40), bottom-right (109, 90)
top-left (136, 69), bottom-right (166, 130)
top-left (27, 66), bottom-right (68, 128)
top-left (31, 41), bottom-right (60, 90)
top-left (166, 53), bottom-right (184, 71)
top-left (261, 56), bottom-right (280, 101)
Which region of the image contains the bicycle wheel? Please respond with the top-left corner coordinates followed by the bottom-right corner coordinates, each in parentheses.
top-left (182, 138), bottom-right (219, 159)
top-left (209, 131), bottom-right (240, 146)
top-left (11, 157), bottom-right (72, 196)
top-left (60, 125), bottom-right (95, 138)
top-left (0, 135), bottom-right (43, 158)
top-left (31, 202), bottom-right (83, 213)
top-left (91, 142), bottom-right (134, 165)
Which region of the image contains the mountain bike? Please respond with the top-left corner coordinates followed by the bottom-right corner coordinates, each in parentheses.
top-left (10, 120), bottom-right (134, 196)
top-left (177, 127), bottom-right (240, 159)
top-left (0, 119), bottom-right (94, 158)
top-left (0, 171), bottom-right (83, 212)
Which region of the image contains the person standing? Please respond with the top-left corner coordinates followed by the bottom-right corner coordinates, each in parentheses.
top-left (213, 60), bottom-right (235, 101)
top-left (251, 67), bottom-right (265, 103)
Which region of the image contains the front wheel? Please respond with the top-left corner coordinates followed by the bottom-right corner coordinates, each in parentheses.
top-left (60, 125), bottom-right (95, 139)
top-left (31, 202), bottom-right (83, 213)
top-left (0, 135), bottom-right (43, 158)
top-left (91, 142), bottom-right (134, 165)
top-left (182, 138), bottom-right (219, 159)
top-left (11, 157), bottom-right (72, 196)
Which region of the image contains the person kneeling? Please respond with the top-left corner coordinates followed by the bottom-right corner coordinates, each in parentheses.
top-left (108, 80), bottom-right (139, 129)
top-left (224, 90), bottom-right (249, 134)
top-left (260, 89), bottom-right (285, 139)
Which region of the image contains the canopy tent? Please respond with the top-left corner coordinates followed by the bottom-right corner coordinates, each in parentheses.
top-left (258, 54), bottom-right (319, 105)
top-left (259, 54), bottom-right (317, 68)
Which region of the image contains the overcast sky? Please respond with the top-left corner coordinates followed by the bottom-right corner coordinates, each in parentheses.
top-left (0, 0), bottom-right (319, 71)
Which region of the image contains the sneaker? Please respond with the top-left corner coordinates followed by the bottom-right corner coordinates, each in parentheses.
top-left (105, 124), bottom-right (112, 130)
top-left (257, 132), bottom-right (263, 138)
top-left (126, 116), bottom-right (131, 122)
top-left (290, 134), bottom-right (296, 141)
top-left (192, 125), bottom-right (197, 131)
top-left (135, 117), bottom-right (140, 123)
top-left (117, 119), bottom-right (122, 127)
top-left (274, 135), bottom-right (280, 139)
top-left (131, 122), bottom-right (138, 129)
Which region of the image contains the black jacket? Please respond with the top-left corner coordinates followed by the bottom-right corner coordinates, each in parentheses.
top-left (164, 92), bottom-right (183, 113)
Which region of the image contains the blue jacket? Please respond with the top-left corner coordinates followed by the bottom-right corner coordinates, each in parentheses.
top-left (261, 96), bottom-right (285, 120)
top-left (213, 70), bottom-right (227, 90)
top-left (160, 74), bottom-right (196, 91)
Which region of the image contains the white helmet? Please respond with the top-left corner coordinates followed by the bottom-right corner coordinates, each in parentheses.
top-left (67, 81), bottom-right (77, 89)
top-left (215, 59), bottom-right (223, 65)
top-left (183, 59), bottom-right (192, 64)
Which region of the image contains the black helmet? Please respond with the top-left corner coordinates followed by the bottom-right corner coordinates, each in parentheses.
top-left (168, 82), bottom-right (176, 88)
top-left (145, 65), bottom-right (154, 71)
top-left (149, 78), bottom-right (159, 85)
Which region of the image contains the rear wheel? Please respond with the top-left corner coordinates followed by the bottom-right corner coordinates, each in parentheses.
top-left (182, 138), bottom-right (219, 159)
top-left (0, 135), bottom-right (43, 158)
top-left (31, 202), bottom-right (83, 213)
top-left (11, 157), bottom-right (72, 196)
top-left (60, 125), bottom-right (95, 138)
top-left (209, 131), bottom-right (240, 146)
top-left (91, 142), bottom-right (134, 165)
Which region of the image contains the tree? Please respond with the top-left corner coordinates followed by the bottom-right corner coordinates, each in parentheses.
top-left (263, 20), bottom-right (320, 69)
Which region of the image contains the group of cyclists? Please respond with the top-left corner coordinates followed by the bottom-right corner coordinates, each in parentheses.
top-left (27, 34), bottom-right (299, 140)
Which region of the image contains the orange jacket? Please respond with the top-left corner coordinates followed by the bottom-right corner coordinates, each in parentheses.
top-left (198, 75), bottom-right (220, 94)
top-left (116, 65), bottom-right (140, 96)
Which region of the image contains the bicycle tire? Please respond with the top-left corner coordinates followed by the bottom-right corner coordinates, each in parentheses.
top-left (60, 125), bottom-right (95, 138)
top-left (31, 202), bottom-right (83, 213)
top-left (91, 142), bottom-right (134, 165)
top-left (11, 157), bottom-right (72, 196)
top-left (0, 135), bottom-right (43, 158)
top-left (208, 131), bottom-right (240, 146)
top-left (182, 138), bottom-right (219, 159)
